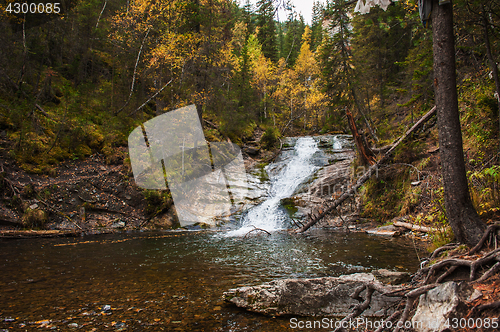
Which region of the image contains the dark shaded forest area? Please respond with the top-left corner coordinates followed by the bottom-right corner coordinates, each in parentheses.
top-left (0, 0), bottom-right (499, 245)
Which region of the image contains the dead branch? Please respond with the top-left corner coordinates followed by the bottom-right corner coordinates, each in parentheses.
top-left (34, 104), bottom-right (57, 122)
top-left (2, 174), bottom-right (21, 196)
top-left (128, 79), bottom-right (173, 116)
top-left (296, 106), bottom-right (436, 233)
top-left (95, 0), bottom-right (108, 28)
top-left (78, 195), bottom-right (97, 204)
top-left (371, 144), bottom-right (392, 154)
top-left (280, 110), bottom-right (307, 136)
top-left (37, 197), bottom-right (83, 230)
top-left (116, 28), bottom-right (151, 115)
top-left (243, 226), bottom-right (271, 239)
top-left (267, 137), bottom-right (284, 163)
top-left (290, 217), bottom-right (304, 228)
top-left (297, 162), bottom-right (379, 233)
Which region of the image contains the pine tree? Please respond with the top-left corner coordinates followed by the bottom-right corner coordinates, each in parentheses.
top-left (281, 12), bottom-right (305, 66)
top-left (310, 1), bottom-right (324, 51)
top-left (256, 0), bottom-right (279, 62)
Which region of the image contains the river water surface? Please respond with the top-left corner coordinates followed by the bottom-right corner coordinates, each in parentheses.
top-left (0, 230), bottom-right (423, 331)
top-left (1, 136), bottom-right (425, 331)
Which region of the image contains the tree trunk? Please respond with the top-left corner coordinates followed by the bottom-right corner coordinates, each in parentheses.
top-left (346, 110), bottom-right (375, 165)
top-left (431, 0), bottom-right (486, 247)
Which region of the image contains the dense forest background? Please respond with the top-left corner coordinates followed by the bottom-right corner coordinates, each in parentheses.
top-left (1, 0), bottom-right (499, 238)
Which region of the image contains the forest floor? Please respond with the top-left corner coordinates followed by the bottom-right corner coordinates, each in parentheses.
top-left (0, 133), bottom-right (281, 238)
top-left (0, 130), bottom-right (166, 237)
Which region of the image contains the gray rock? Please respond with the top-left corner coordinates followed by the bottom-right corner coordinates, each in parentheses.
top-left (377, 225), bottom-right (398, 231)
top-left (111, 221), bottom-right (126, 228)
top-left (365, 229), bottom-right (400, 237)
top-left (243, 146), bottom-right (260, 155)
top-left (372, 269), bottom-right (410, 285)
top-left (223, 273), bottom-right (401, 317)
top-left (412, 281), bottom-right (473, 332)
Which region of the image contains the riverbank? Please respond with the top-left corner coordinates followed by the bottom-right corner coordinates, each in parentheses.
top-left (0, 133), bottom-right (437, 242)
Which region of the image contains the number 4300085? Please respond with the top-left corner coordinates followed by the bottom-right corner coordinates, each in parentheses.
top-left (5, 2), bottom-right (61, 14)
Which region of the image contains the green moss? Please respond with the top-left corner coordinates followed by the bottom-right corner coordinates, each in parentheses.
top-left (22, 208), bottom-right (48, 229)
top-left (143, 189), bottom-right (173, 217)
top-left (280, 197), bottom-right (298, 216)
top-left (253, 162), bottom-right (269, 182)
top-left (260, 127), bottom-right (280, 150)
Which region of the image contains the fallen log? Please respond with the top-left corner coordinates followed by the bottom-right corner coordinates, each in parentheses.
top-left (0, 230), bottom-right (81, 239)
top-left (296, 106), bottom-right (437, 233)
top-left (393, 221), bottom-right (436, 233)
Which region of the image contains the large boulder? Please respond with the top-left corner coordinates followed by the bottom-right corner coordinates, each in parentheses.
top-left (223, 273), bottom-right (402, 317)
top-left (411, 281), bottom-right (477, 332)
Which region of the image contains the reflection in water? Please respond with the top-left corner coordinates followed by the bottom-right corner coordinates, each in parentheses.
top-left (0, 230), bottom-right (424, 331)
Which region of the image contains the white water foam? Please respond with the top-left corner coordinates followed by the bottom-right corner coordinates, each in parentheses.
top-left (332, 136), bottom-right (342, 150)
top-left (226, 137), bottom-right (319, 237)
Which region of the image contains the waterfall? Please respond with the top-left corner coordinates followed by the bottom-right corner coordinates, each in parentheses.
top-left (226, 137), bottom-right (319, 236)
top-left (332, 136), bottom-right (342, 150)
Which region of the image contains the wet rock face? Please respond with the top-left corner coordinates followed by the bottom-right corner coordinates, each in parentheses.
top-left (282, 135), bottom-right (356, 222)
top-left (223, 273), bottom-right (401, 317)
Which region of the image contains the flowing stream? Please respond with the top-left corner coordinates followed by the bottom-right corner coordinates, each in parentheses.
top-left (227, 137), bottom-right (320, 236)
top-left (0, 135), bottom-right (425, 331)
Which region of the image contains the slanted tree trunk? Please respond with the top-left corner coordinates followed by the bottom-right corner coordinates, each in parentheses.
top-left (431, 0), bottom-right (486, 247)
top-left (346, 110), bottom-right (375, 165)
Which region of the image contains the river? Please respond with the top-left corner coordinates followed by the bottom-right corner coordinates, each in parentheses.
top-left (0, 136), bottom-right (424, 331)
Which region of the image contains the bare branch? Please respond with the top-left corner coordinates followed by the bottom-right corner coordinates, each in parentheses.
top-left (116, 28), bottom-right (151, 115)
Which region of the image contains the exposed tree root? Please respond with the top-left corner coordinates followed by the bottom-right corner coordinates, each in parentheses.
top-left (468, 222), bottom-right (500, 255)
top-left (375, 310), bottom-right (401, 332)
top-left (423, 248), bottom-right (500, 284)
top-left (333, 285), bottom-right (376, 332)
top-left (331, 225), bottom-right (500, 331)
top-left (429, 242), bottom-right (460, 259)
top-left (470, 300), bottom-right (500, 316)
top-left (393, 284), bottom-right (438, 332)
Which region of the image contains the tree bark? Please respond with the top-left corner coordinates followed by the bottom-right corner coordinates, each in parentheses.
top-left (431, 0), bottom-right (486, 247)
top-left (346, 110), bottom-right (375, 165)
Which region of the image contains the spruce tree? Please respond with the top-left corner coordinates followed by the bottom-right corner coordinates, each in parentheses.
top-left (256, 0), bottom-right (279, 62)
